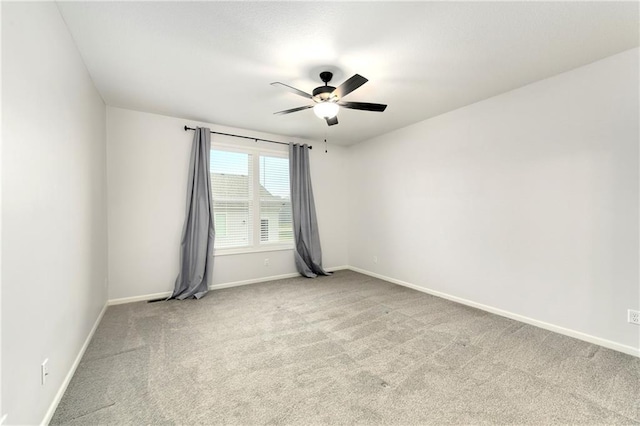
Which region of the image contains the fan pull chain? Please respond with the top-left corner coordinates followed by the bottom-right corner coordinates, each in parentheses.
top-left (323, 128), bottom-right (328, 153)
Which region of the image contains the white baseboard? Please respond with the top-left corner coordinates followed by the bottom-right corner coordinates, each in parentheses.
top-left (41, 302), bottom-right (108, 425)
top-left (348, 266), bottom-right (640, 358)
top-left (208, 272), bottom-right (301, 291)
top-left (108, 265), bottom-right (350, 305)
top-left (211, 265), bottom-right (347, 290)
top-left (326, 265), bottom-right (349, 272)
top-left (108, 291), bottom-right (172, 306)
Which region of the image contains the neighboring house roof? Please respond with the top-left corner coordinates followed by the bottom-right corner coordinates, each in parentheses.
top-left (210, 173), bottom-right (286, 202)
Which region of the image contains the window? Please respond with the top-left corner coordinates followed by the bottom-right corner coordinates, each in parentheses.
top-left (210, 146), bottom-right (293, 253)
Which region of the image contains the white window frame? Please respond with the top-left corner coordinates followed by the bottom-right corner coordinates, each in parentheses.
top-left (211, 143), bottom-right (294, 256)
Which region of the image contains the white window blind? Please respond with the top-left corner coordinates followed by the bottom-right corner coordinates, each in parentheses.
top-left (259, 155), bottom-right (293, 245)
top-left (210, 147), bottom-right (292, 252)
top-left (210, 149), bottom-right (253, 249)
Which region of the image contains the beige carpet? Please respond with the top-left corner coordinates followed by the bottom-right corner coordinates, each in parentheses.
top-left (51, 270), bottom-right (639, 425)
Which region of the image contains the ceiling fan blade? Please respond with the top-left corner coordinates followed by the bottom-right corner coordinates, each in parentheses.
top-left (270, 82), bottom-right (313, 99)
top-left (325, 116), bottom-right (338, 126)
top-left (332, 74), bottom-right (368, 99)
top-left (338, 101), bottom-right (387, 112)
top-left (274, 105), bottom-right (313, 115)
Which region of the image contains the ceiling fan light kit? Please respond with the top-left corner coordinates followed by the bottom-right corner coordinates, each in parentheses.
top-left (313, 102), bottom-right (339, 119)
top-left (271, 71), bottom-right (387, 127)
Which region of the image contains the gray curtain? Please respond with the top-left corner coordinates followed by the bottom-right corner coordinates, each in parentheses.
top-left (171, 127), bottom-right (215, 299)
top-left (289, 143), bottom-right (331, 278)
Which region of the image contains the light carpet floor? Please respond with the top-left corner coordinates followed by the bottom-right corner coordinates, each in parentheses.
top-left (52, 270), bottom-right (640, 425)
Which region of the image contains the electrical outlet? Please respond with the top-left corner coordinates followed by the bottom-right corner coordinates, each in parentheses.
top-left (628, 309), bottom-right (640, 325)
top-left (41, 359), bottom-right (49, 385)
top-left (373, 256), bottom-right (378, 264)
top-left (264, 258), bottom-right (269, 266)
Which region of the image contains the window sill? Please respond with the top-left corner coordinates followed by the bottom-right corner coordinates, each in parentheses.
top-left (213, 245), bottom-right (294, 257)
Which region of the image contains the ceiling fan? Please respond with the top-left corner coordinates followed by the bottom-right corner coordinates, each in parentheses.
top-left (271, 71), bottom-right (387, 126)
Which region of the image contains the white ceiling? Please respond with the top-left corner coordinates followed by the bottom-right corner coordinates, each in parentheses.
top-left (57, 1), bottom-right (639, 146)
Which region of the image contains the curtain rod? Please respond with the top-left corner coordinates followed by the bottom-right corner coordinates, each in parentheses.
top-left (183, 126), bottom-right (312, 149)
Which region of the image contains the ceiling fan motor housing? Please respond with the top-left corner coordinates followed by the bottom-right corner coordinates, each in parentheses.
top-left (312, 85), bottom-right (337, 102)
top-left (312, 71), bottom-right (337, 102)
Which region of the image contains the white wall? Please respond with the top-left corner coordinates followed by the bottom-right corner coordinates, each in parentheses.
top-left (349, 48), bottom-right (640, 353)
top-left (1, 3), bottom-right (108, 425)
top-left (106, 107), bottom-right (349, 301)
top-left (0, 1), bottom-right (4, 419)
